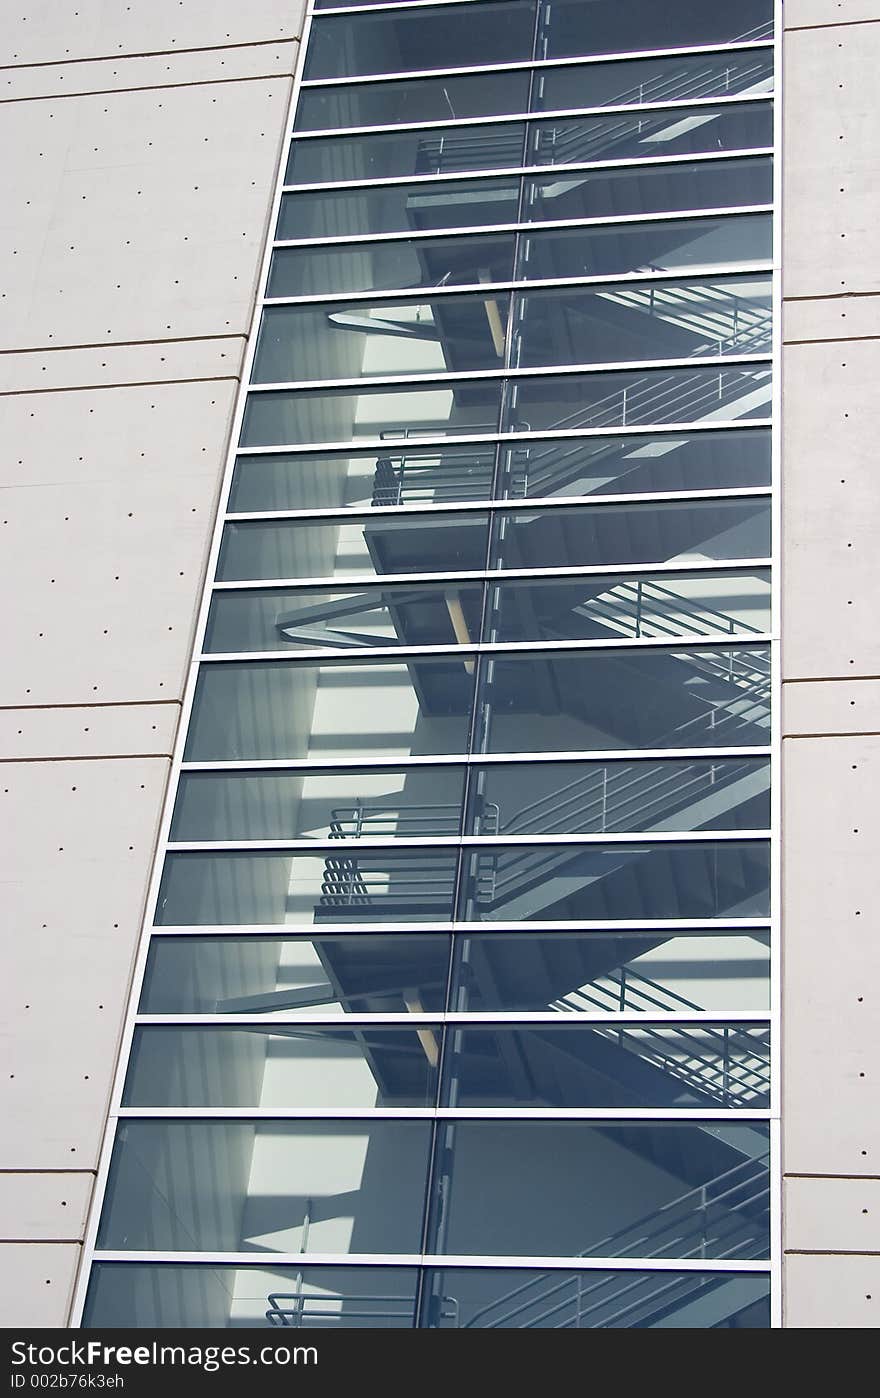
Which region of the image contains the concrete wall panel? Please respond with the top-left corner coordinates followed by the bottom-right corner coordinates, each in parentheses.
top-left (0, 1245), bottom-right (80, 1327)
top-left (0, 705), bottom-right (178, 761)
top-left (783, 677), bottom-right (880, 737)
top-left (786, 1177), bottom-right (880, 1253)
top-left (785, 1255), bottom-right (880, 1328)
top-left (0, 1175), bottom-right (93, 1243)
top-left (784, 292), bottom-right (880, 342)
top-left (0, 336), bottom-right (244, 394)
top-left (785, 2), bottom-right (880, 26)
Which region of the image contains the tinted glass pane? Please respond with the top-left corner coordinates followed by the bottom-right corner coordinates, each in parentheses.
top-left (85, 1264), bottom-right (420, 1329)
top-left (514, 277), bottom-right (773, 370)
top-left (465, 757), bottom-right (770, 836)
top-left (124, 1026), bottom-right (440, 1108)
top-left (504, 366), bottom-right (773, 433)
top-left (477, 646), bottom-right (771, 752)
top-left (286, 122), bottom-right (526, 184)
top-left (304, 3), bottom-right (536, 80)
top-left (295, 70), bottom-right (531, 132)
top-left (449, 929), bottom-right (771, 1013)
top-left (458, 840), bottom-right (770, 921)
top-left (498, 428), bottom-right (771, 500)
top-left (486, 498), bottom-right (771, 570)
top-left (156, 849), bottom-right (460, 925)
top-left (431, 1120), bottom-right (770, 1259)
top-left (139, 934), bottom-right (452, 1016)
top-left (252, 294), bottom-right (511, 385)
top-left (541, 0), bottom-right (773, 60)
top-left (185, 657), bottom-right (476, 763)
top-left (240, 377), bottom-right (503, 449)
top-left (520, 215), bottom-right (772, 282)
top-left (171, 767), bottom-right (467, 841)
top-left (524, 156), bottom-right (773, 222)
top-left (529, 102), bottom-right (772, 167)
top-left (487, 569), bottom-right (772, 644)
top-left (426, 1266), bottom-right (770, 1328)
top-left (205, 580), bottom-right (486, 653)
top-left (97, 1120), bottom-right (432, 1253)
top-left (537, 51), bottom-right (774, 112)
top-left (216, 511), bottom-right (490, 582)
top-left (276, 178), bottom-right (520, 241)
top-left (441, 1023), bottom-right (771, 1109)
top-left (268, 233), bottom-right (516, 299)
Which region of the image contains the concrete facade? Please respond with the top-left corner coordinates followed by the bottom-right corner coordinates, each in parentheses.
top-left (0, 0), bottom-right (307, 1325)
top-left (782, 0), bottom-right (880, 1326)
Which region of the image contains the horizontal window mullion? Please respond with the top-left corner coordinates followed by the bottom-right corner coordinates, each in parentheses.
top-left (261, 256), bottom-right (774, 309)
top-left (234, 418), bottom-right (773, 458)
top-left (279, 141), bottom-right (774, 195)
top-left (179, 746), bottom-right (771, 774)
top-left (209, 552), bottom-right (773, 594)
top-left (132, 1011), bottom-right (771, 1026)
top-left (90, 1250), bottom-right (773, 1271)
top-left (272, 200), bottom-right (774, 250)
top-left (148, 916), bottom-right (772, 936)
top-left (164, 830), bottom-right (770, 852)
top-left (244, 351), bottom-right (773, 396)
top-left (290, 91), bottom-right (775, 143)
top-left (297, 40), bottom-right (775, 92)
top-left (110, 1107), bottom-right (772, 1126)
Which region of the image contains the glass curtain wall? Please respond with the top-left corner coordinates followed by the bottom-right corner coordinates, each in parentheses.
top-left (81, 0), bottom-right (776, 1330)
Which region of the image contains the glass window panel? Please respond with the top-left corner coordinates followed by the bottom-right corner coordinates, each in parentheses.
top-left (524, 156), bottom-right (773, 223)
top-left (96, 1120), bottom-right (432, 1253)
top-left (304, 4), bottom-right (536, 80)
top-left (441, 1023), bottom-right (770, 1109)
top-left (285, 122), bottom-right (526, 184)
top-left (276, 177), bottom-right (521, 241)
top-left (84, 1263), bottom-right (420, 1329)
top-left (486, 498), bottom-right (771, 570)
top-left (252, 294), bottom-right (512, 386)
top-left (216, 511), bottom-right (490, 582)
top-left (426, 1266), bottom-right (770, 1328)
top-left (500, 428), bottom-right (771, 501)
top-left (430, 1120), bottom-right (770, 1259)
top-left (487, 569), bottom-right (772, 645)
top-left (476, 646), bottom-right (771, 752)
top-left (449, 929), bottom-right (771, 1014)
top-left (205, 580), bottom-right (486, 654)
top-left (156, 848), bottom-right (461, 926)
top-left (540, 0), bottom-right (773, 60)
top-left (295, 69), bottom-right (531, 132)
top-left (184, 656), bottom-right (477, 763)
top-left (171, 767), bottom-right (467, 841)
top-left (536, 51), bottom-right (775, 112)
top-left (504, 366), bottom-right (773, 434)
top-left (240, 377), bottom-right (503, 449)
top-left (268, 233), bottom-right (516, 299)
top-left (520, 214), bottom-right (772, 282)
top-left (139, 934), bottom-right (452, 1016)
top-left (465, 757), bottom-right (770, 837)
top-left (124, 1026), bottom-right (441, 1108)
top-left (457, 840), bottom-right (770, 921)
top-left (528, 102), bottom-right (772, 167)
top-left (513, 277), bottom-right (773, 371)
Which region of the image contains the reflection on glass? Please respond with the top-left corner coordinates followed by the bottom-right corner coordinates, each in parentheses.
top-left (441, 1023), bottom-right (770, 1109)
top-left (286, 123), bottom-right (526, 185)
top-left (97, 1120), bottom-right (433, 1253)
top-left (252, 294), bottom-right (511, 386)
top-left (520, 215), bottom-right (772, 282)
top-left (537, 51), bottom-right (774, 113)
top-left (488, 569), bottom-right (772, 644)
top-left (465, 757), bottom-right (770, 836)
top-left (524, 156), bottom-right (773, 223)
top-left (478, 646), bottom-right (771, 752)
top-left (185, 655), bottom-right (476, 763)
top-left (205, 580), bottom-right (486, 653)
top-left (276, 178), bottom-right (521, 242)
top-left (84, 1264), bottom-right (421, 1329)
top-left (426, 1266), bottom-right (770, 1328)
top-left (450, 929), bottom-right (771, 1013)
top-left (514, 277), bottom-right (773, 370)
top-left (429, 1120), bottom-right (770, 1259)
top-left (295, 69), bottom-right (531, 132)
top-left (124, 1026), bottom-right (441, 1108)
top-left (139, 933), bottom-right (451, 1016)
top-left (268, 233), bottom-right (516, 300)
top-left (155, 848), bottom-right (461, 926)
top-left (171, 767), bottom-right (467, 841)
top-left (458, 840), bottom-right (770, 921)
top-left (542, 0), bottom-right (773, 60)
top-left (227, 429), bottom-right (770, 514)
top-left (528, 103), bottom-right (772, 167)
